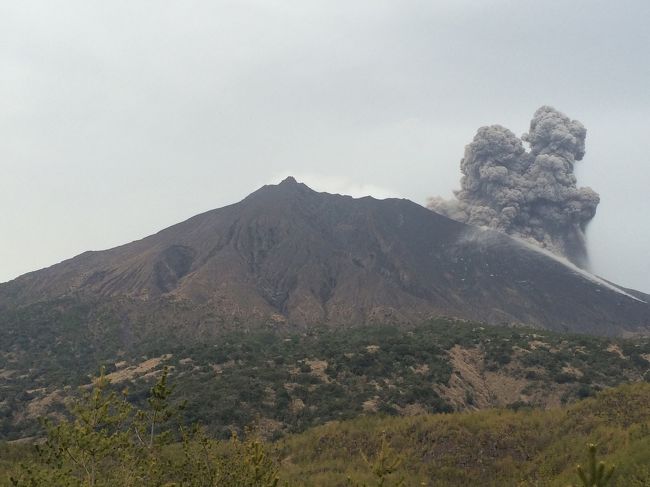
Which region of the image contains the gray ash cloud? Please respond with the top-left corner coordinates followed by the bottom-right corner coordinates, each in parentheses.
top-left (428, 106), bottom-right (599, 268)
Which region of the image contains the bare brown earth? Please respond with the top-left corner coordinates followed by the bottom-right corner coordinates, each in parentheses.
top-left (104, 354), bottom-right (172, 383)
top-left (438, 345), bottom-right (569, 411)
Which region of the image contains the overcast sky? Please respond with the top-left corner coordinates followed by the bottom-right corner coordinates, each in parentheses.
top-left (2, 0), bottom-right (649, 292)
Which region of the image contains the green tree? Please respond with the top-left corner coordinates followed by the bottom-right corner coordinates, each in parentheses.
top-left (348, 432), bottom-right (405, 487)
top-left (10, 368), bottom-right (282, 487)
top-left (571, 443), bottom-right (616, 487)
top-left (11, 367), bottom-right (133, 486)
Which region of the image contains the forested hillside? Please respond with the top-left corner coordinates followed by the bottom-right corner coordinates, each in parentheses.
top-left (3, 318), bottom-right (649, 441)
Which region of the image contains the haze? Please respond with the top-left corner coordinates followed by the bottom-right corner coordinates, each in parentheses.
top-left (1, 0), bottom-right (649, 292)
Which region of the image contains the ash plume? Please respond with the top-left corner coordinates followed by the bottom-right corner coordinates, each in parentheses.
top-left (428, 106), bottom-right (600, 268)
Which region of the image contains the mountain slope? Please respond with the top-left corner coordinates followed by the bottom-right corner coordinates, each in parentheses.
top-left (1, 177), bottom-right (649, 336)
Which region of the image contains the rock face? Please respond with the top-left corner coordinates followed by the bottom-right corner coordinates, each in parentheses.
top-left (1, 177), bottom-right (649, 336)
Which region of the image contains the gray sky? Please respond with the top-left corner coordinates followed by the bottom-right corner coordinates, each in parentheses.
top-left (2, 0), bottom-right (649, 292)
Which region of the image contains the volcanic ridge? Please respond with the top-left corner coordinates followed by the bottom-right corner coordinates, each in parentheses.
top-left (1, 177), bottom-right (648, 337)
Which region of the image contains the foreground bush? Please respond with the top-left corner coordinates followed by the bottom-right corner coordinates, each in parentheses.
top-left (278, 383), bottom-right (650, 486)
top-left (8, 368), bottom-right (281, 487)
top-left (571, 443), bottom-right (615, 487)
top-left (4, 376), bottom-right (650, 486)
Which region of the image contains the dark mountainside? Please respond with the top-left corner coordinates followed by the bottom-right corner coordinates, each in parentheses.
top-left (1, 177), bottom-right (649, 337)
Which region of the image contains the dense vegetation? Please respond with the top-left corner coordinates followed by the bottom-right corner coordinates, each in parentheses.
top-left (3, 368), bottom-right (284, 486)
top-left (0, 377), bottom-right (647, 486)
top-left (2, 309), bottom-right (649, 440)
top-left (278, 383), bottom-right (650, 486)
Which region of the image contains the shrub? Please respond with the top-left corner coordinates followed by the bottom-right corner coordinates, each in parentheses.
top-left (9, 368), bottom-right (283, 487)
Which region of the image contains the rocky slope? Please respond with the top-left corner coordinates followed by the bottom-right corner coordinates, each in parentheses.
top-left (1, 177), bottom-right (649, 336)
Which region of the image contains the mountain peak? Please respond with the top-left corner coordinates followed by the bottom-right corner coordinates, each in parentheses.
top-left (245, 176), bottom-right (315, 203)
top-left (265, 176), bottom-right (315, 197)
top-left (279, 176), bottom-right (298, 185)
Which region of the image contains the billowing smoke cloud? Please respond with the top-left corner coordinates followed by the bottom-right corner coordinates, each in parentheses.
top-left (428, 106), bottom-right (599, 268)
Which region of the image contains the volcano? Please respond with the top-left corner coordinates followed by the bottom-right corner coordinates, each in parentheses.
top-left (1, 177), bottom-right (649, 337)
